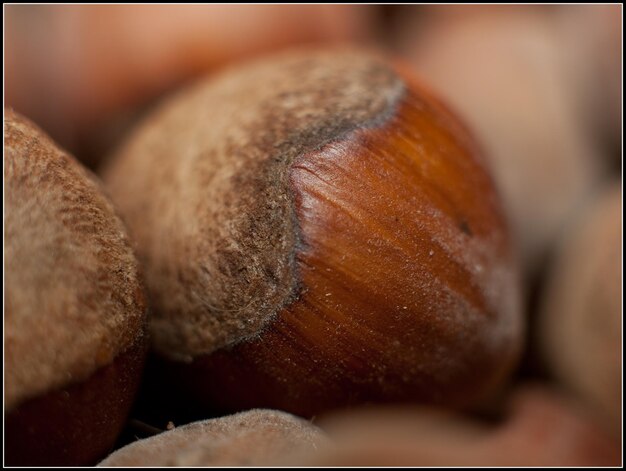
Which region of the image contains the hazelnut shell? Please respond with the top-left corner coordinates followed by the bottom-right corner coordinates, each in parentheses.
top-left (104, 49), bottom-right (523, 417)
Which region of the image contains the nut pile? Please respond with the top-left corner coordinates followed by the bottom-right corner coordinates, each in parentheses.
top-left (4, 5), bottom-right (622, 467)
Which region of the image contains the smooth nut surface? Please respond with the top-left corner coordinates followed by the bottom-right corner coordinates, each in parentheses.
top-left (98, 409), bottom-right (325, 466)
top-left (293, 386), bottom-right (620, 466)
top-left (540, 183), bottom-right (622, 436)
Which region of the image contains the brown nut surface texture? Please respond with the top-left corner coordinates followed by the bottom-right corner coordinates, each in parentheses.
top-left (4, 110), bottom-right (148, 466)
top-left (295, 386), bottom-right (621, 466)
top-left (540, 183), bottom-right (622, 437)
top-left (104, 48), bottom-right (523, 417)
top-left (97, 409), bottom-right (325, 466)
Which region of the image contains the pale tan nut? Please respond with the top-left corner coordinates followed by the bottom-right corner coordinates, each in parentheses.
top-left (540, 183), bottom-right (622, 437)
top-left (395, 6), bottom-right (605, 276)
top-left (554, 5), bottom-right (622, 153)
top-left (98, 409), bottom-right (326, 467)
top-left (292, 385), bottom-right (620, 466)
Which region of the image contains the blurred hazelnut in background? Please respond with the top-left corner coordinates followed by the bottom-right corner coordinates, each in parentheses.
top-left (554, 4), bottom-right (622, 158)
top-left (98, 410), bottom-right (325, 467)
top-left (393, 5), bottom-right (618, 277)
top-left (539, 183), bottom-right (622, 438)
top-left (5, 5), bottom-right (376, 168)
top-left (292, 386), bottom-right (620, 467)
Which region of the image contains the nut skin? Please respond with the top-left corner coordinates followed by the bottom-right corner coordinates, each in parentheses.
top-left (104, 49), bottom-right (522, 418)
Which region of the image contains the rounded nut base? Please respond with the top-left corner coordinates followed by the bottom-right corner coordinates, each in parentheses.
top-left (5, 337), bottom-right (147, 466)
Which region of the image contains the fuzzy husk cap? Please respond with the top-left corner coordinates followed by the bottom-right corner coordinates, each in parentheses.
top-left (4, 110), bottom-right (146, 410)
top-left (98, 409), bottom-right (326, 466)
top-left (104, 48), bottom-right (405, 360)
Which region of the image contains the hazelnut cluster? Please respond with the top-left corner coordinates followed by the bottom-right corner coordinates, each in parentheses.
top-left (4, 5), bottom-right (621, 467)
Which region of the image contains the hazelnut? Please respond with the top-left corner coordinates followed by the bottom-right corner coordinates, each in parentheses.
top-left (4, 110), bottom-right (148, 465)
top-left (395, 7), bottom-right (605, 275)
top-left (554, 5), bottom-right (622, 154)
top-left (104, 49), bottom-right (523, 417)
top-left (5, 5), bottom-right (373, 168)
top-left (98, 409), bottom-right (325, 466)
top-left (294, 385), bottom-right (620, 466)
top-left (539, 183), bottom-right (622, 437)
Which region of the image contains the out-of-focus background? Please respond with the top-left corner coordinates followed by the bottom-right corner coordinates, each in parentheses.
top-left (4, 4), bottom-right (623, 466)
top-left (4, 5), bottom-right (622, 271)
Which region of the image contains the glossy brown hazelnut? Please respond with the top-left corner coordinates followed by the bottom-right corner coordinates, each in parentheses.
top-left (539, 183), bottom-right (622, 437)
top-left (4, 110), bottom-right (148, 466)
top-left (104, 48), bottom-right (523, 418)
top-left (98, 409), bottom-right (325, 466)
